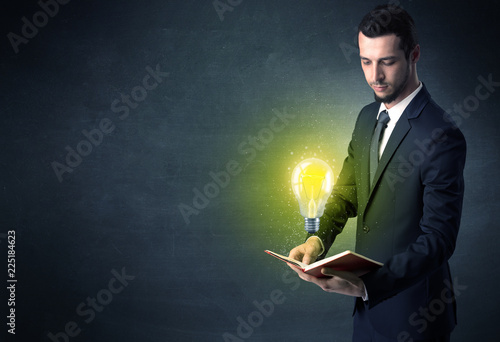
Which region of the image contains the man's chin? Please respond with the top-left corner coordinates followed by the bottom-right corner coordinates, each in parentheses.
top-left (374, 91), bottom-right (397, 104)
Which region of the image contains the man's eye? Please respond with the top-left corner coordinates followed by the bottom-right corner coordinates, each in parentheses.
top-left (362, 61), bottom-right (371, 65)
top-left (382, 61), bottom-right (395, 66)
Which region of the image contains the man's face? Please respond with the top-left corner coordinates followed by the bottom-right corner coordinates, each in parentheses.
top-left (358, 32), bottom-right (411, 105)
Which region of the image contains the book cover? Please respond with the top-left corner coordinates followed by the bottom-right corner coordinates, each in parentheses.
top-left (265, 249), bottom-right (383, 277)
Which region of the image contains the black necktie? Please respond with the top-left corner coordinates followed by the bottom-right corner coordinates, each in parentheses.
top-left (370, 110), bottom-right (390, 186)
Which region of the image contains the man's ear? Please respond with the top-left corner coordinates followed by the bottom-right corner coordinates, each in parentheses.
top-left (411, 44), bottom-right (421, 63)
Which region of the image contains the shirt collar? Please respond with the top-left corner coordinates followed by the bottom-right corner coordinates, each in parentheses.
top-left (378, 82), bottom-right (423, 121)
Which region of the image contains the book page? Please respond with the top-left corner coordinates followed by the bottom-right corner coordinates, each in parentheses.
top-left (264, 250), bottom-right (307, 269)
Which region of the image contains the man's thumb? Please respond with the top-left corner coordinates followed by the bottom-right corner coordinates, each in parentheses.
top-left (302, 255), bottom-right (312, 265)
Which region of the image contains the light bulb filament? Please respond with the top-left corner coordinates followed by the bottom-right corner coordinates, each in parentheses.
top-left (302, 175), bottom-right (325, 201)
top-left (308, 198), bottom-right (317, 217)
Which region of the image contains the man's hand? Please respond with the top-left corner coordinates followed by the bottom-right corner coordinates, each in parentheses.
top-left (291, 268), bottom-right (366, 297)
top-left (288, 238), bottom-right (366, 298)
top-left (288, 237), bottom-right (323, 265)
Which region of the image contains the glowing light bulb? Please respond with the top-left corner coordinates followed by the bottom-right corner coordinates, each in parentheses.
top-left (291, 158), bottom-right (334, 233)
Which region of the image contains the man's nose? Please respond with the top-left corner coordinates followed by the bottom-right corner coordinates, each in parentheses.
top-left (373, 64), bottom-right (384, 83)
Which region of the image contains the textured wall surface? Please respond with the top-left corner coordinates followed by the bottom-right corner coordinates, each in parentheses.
top-left (1, 0), bottom-right (499, 341)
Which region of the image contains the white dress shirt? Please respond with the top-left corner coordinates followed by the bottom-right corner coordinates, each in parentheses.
top-left (377, 82), bottom-right (423, 158)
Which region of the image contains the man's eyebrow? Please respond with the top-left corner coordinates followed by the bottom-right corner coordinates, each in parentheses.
top-left (359, 55), bottom-right (398, 61)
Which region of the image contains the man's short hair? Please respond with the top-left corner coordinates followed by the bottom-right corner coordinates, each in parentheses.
top-left (358, 4), bottom-right (418, 59)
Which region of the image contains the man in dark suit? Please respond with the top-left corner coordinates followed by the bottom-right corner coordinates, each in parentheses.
top-left (288, 5), bottom-right (466, 342)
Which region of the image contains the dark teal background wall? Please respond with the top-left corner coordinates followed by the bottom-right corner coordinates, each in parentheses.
top-left (1, 0), bottom-right (499, 341)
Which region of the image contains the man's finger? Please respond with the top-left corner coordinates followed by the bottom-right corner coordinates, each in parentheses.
top-left (321, 268), bottom-right (336, 277)
top-left (302, 249), bottom-right (318, 265)
top-left (288, 250), bottom-right (300, 260)
top-left (320, 268), bottom-right (363, 288)
top-left (288, 247), bottom-right (306, 261)
top-left (288, 264), bottom-right (316, 282)
top-left (297, 271), bottom-right (316, 282)
top-left (302, 254), bottom-right (312, 265)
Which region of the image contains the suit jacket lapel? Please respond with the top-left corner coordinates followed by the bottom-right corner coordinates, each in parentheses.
top-left (370, 118), bottom-right (411, 192)
top-left (360, 116), bottom-right (376, 211)
top-left (365, 84), bottom-right (432, 204)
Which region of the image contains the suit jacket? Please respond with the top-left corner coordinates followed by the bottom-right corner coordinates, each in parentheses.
top-left (312, 84), bottom-right (466, 339)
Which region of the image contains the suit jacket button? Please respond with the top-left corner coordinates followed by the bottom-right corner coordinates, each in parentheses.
top-left (363, 225), bottom-right (370, 233)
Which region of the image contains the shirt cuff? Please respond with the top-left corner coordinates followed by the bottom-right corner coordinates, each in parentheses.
top-left (361, 281), bottom-right (369, 301)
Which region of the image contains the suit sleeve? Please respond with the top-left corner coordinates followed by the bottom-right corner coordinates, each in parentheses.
top-left (361, 125), bottom-right (466, 308)
top-left (307, 114), bottom-right (362, 260)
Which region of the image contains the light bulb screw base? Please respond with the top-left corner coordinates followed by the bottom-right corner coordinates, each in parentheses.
top-left (304, 218), bottom-right (320, 234)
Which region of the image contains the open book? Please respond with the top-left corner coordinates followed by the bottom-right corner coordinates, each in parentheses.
top-left (265, 250), bottom-right (383, 277)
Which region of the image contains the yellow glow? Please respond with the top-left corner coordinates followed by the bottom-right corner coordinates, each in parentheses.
top-left (291, 158), bottom-right (334, 219)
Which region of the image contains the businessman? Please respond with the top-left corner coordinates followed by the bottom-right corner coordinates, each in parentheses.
top-left (288, 4), bottom-right (466, 342)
